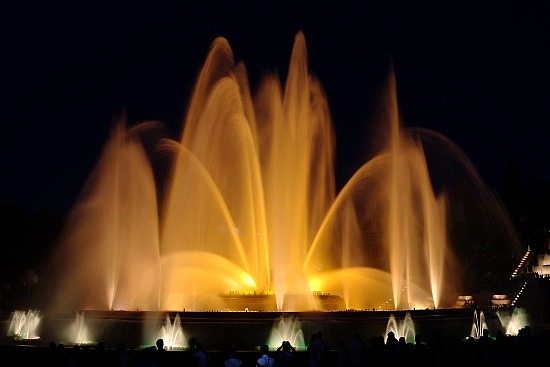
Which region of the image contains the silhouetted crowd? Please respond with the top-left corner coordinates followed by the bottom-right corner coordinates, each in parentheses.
top-left (2, 325), bottom-right (548, 367)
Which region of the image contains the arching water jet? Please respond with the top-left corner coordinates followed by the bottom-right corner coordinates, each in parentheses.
top-left (43, 31), bottom-right (519, 314)
top-left (267, 314), bottom-right (305, 350)
top-left (385, 312), bottom-right (416, 344)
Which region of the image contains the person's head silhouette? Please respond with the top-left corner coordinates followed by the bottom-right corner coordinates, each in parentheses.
top-left (260, 344), bottom-right (269, 355)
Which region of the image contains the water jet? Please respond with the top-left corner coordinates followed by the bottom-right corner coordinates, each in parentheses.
top-left (24, 31), bottom-right (519, 350)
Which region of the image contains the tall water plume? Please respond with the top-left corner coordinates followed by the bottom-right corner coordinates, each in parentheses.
top-left (46, 123), bottom-right (160, 311)
top-left (44, 31), bottom-right (519, 312)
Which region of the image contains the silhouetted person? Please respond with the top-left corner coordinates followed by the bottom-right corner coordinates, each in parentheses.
top-left (336, 339), bottom-right (349, 367)
top-left (188, 336), bottom-right (198, 352)
top-left (312, 331), bottom-right (330, 367)
top-left (307, 333), bottom-right (320, 367)
top-left (115, 342), bottom-right (133, 367)
top-left (55, 343), bottom-right (69, 367)
top-left (187, 337), bottom-right (199, 366)
top-left (348, 332), bottom-right (365, 367)
top-left (492, 329), bottom-right (511, 366)
top-left (225, 346), bottom-right (242, 367)
top-left (370, 335), bottom-right (385, 364)
top-left (276, 340), bottom-right (295, 367)
top-left (134, 346), bottom-right (158, 367)
top-left (429, 330), bottom-right (446, 366)
top-left (385, 331), bottom-right (399, 365)
top-left (91, 341), bottom-right (109, 366)
top-left (155, 338), bottom-right (169, 367)
top-left (193, 342), bottom-right (208, 367)
top-left (477, 328), bottom-right (493, 364)
top-left (256, 344), bottom-right (275, 367)
top-left (517, 325), bottom-right (534, 353)
top-left (412, 334), bottom-right (427, 367)
top-left (44, 341), bottom-right (58, 367)
top-left (395, 336), bottom-right (407, 364)
top-left (78, 345), bottom-right (93, 367)
top-left (386, 331), bottom-right (398, 348)
top-left (67, 345), bottom-right (83, 367)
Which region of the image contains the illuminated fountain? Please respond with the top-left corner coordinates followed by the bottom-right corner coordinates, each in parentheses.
top-left (70, 311), bottom-right (93, 345)
top-left (384, 312), bottom-right (415, 343)
top-left (470, 309), bottom-right (489, 339)
top-left (156, 314), bottom-right (187, 350)
top-left (267, 314), bottom-right (305, 350)
top-left (497, 307), bottom-right (529, 336)
top-left (35, 30), bottom-right (520, 348)
top-left (7, 309), bottom-right (41, 341)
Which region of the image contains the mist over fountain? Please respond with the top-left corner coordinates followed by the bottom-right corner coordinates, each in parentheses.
top-left (41, 31), bottom-right (519, 316)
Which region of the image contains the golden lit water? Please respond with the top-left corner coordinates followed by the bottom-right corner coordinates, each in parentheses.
top-left (45, 32), bottom-right (516, 313)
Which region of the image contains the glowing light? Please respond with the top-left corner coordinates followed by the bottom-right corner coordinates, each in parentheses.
top-left (242, 274), bottom-right (257, 287)
top-left (71, 311), bottom-right (93, 345)
top-left (470, 309), bottom-right (488, 339)
top-left (46, 31), bottom-right (517, 313)
top-left (497, 307), bottom-right (529, 336)
top-left (157, 314), bottom-right (187, 350)
top-left (385, 312), bottom-right (415, 344)
top-left (7, 310), bottom-right (41, 340)
top-left (267, 315), bottom-right (305, 350)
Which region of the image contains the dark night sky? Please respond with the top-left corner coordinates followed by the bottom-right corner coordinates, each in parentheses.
top-left (2, 1), bottom-right (549, 218)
